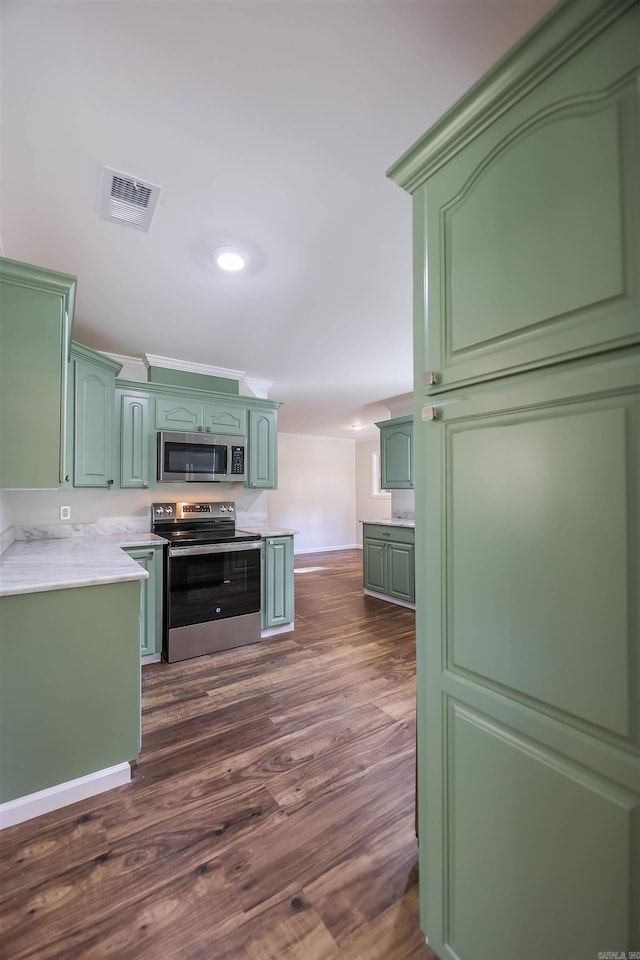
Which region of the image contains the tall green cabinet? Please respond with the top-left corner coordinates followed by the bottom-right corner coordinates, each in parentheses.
top-left (0, 258), bottom-right (75, 489)
top-left (387, 1), bottom-right (640, 957)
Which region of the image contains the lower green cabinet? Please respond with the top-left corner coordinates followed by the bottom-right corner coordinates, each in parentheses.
top-left (363, 523), bottom-right (415, 606)
top-left (261, 536), bottom-right (294, 629)
top-left (123, 546), bottom-right (164, 658)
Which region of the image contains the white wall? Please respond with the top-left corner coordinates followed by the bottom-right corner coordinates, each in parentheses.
top-left (3, 485), bottom-right (269, 532)
top-left (0, 491), bottom-right (11, 539)
top-left (268, 434), bottom-right (358, 553)
top-left (355, 438), bottom-right (392, 546)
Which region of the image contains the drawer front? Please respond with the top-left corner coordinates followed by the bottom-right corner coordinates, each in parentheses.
top-left (362, 523), bottom-right (414, 545)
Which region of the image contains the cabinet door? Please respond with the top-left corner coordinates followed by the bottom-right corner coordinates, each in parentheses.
top-left (73, 359), bottom-right (115, 487)
top-left (124, 547), bottom-right (163, 657)
top-left (380, 420), bottom-right (413, 489)
top-left (416, 8), bottom-right (640, 394)
top-left (363, 539), bottom-right (387, 593)
top-left (418, 352), bottom-right (640, 958)
top-left (155, 396), bottom-right (203, 432)
top-left (263, 537), bottom-right (294, 627)
top-left (0, 262), bottom-right (73, 489)
top-left (203, 402), bottom-right (247, 437)
top-left (120, 394), bottom-right (150, 489)
top-left (248, 409), bottom-right (277, 489)
top-left (386, 542), bottom-right (415, 603)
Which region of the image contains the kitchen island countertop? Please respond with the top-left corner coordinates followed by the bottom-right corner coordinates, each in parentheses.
top-left (0, 533), bottom-right (167, 598)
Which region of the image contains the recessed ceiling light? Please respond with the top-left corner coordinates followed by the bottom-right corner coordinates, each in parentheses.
top-left (213, 246), bottom-right (247, 272)
top-left (351, 424), bottom-right (364, 430)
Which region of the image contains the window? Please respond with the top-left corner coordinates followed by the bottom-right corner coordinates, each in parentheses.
top-left (371, 452), bottom-right (391, 499)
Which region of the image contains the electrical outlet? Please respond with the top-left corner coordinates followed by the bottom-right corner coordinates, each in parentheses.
top-left (59, 505), bottom-right (71, 521)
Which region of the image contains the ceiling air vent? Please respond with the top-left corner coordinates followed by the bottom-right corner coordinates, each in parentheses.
top-left (99, 166), bottom-right (161, 233)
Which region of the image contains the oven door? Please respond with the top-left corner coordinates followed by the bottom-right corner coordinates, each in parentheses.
top-left (167, 541), bottom-right (261, 628)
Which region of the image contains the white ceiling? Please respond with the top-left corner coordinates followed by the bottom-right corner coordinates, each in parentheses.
top-left (0, 0), bottom-right (557, 439)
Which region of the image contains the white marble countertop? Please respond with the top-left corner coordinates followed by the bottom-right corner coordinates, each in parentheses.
top-left (360, 518), bottom-right (415, 528)
top-left (237, 527), bottom-right (298, 538)
top-left (0, 533), bottom-right (167, 598)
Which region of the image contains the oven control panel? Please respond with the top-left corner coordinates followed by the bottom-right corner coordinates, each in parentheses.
top-left (152, 502), bottom-right (236, 521)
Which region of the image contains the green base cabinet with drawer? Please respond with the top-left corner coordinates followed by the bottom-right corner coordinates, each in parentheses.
top-left (261, 536), bottom-right (294, 629)
top-left (376, 416), bottom-right (414, 489)
top-left (123, 546), bottom-right (164, 658)
top-left (363, 523), bottom-right (415, 606)
top-left (0, 257), bottom-right (75, 489)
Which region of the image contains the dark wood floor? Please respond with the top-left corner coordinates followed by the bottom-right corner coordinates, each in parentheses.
top-left (0, 549), bottom-right (436, 960)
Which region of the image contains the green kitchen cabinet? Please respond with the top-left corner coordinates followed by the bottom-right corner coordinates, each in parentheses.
top-left (71, 342), bottom-right (121, 488)
top-left (0, 257), bottom-right (75, 489)
top-left (362, 523), bottom-right (415, 607)
top-left (155, 395), bottom-right (204, 432)
top-left (0, 579), bottom-right (141, 804)
top-left (203, 401), bottom-right (247, 436)
top-left (120, 391), bottom-right (152, 489)
top-left (248, 408), bottom-right (278, 489)
top-left (391, 0), bottom-right (640, 397)
top-left (387, 1), bottom-right (640, 956)
top-left (261, 535), bottom-right (294, 629)
top-left (123, 545), bottom-right (164, 659)
top-left (156, 395), bottom-right (247, 437)
top-left (376, 416), bottom-right (414, 489)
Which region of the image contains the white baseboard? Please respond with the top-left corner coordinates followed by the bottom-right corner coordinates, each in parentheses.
top-left (0, 762), bottom-right (131, 830)
top-left (141, 652), bottom-right (162, 665)
top-left (261, 622), bottom-right (295, 639)
top-left (294, 543), bottom-right (361, 555)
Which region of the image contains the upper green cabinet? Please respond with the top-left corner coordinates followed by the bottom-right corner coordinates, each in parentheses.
top-left (392, 2), bottom-right (640, 394)
top-left (0, 257), bottom-right (75, 489)
top-left (248, 408), bottom-right (278, 489)
top-left (120, 391), bottom-right (151, 489)
top-left (71, 342), bottom-right (121, 488)
top-left (376, 416), bottom-right (414, 489)
top-left (155, 397), bottom-right (247, 436)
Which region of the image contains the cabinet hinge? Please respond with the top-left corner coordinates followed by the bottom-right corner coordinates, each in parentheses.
top-left (421, 406), bottom-right (438, 422)
top-left (422, 371), bottom-right (439, 386)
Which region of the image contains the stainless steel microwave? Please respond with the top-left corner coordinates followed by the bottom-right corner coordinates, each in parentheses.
top-left (157, 431), bottom-right (247, 483)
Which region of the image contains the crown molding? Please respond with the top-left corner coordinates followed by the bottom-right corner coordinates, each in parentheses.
top-left (387, 0), bottom-right (636, 193)
top-left (143, 353), bottom-right (246, 381)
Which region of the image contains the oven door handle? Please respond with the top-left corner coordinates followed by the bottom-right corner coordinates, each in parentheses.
top-left (169, 541), bottom-right (262, 558)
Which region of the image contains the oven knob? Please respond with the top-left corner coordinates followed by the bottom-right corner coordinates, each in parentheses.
top-left (219, 505), bottom-right (226, 513)
top-left (165, 507), bottom-right (173, 515)
top-left (155, 507), bottom-right (164, 515)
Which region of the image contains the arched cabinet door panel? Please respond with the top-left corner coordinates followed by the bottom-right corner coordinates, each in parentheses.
top-left (413, 10), bottom-right (640, 393)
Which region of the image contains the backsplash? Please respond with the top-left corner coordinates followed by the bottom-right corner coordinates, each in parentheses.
top-left (391, 487), bottom-right (415, 522)
top-left (13, 516), bottom-right (151, 541)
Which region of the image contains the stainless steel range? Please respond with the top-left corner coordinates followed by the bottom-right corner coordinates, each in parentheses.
top-left (151, 501), bottom-right (262, 663)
